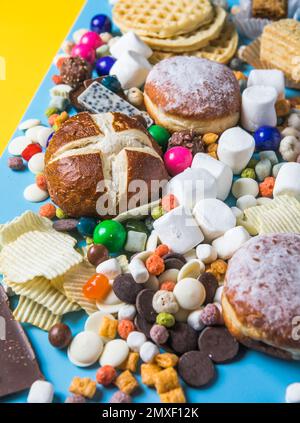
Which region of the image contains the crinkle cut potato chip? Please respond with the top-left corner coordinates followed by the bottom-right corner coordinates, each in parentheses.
top-left (5, 277), bottom-right (80, 315)
top-left (0, 211), bottom-right (83, 283)
top-left (13, 296), bottom-right (62, 332)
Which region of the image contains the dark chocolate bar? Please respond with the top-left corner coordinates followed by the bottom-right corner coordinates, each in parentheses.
top-left (0, 286), bottom-right (43, 398)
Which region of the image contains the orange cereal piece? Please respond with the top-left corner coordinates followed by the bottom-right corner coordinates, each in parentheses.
top-left (160, 281), bottom-right (176, 292)
top-left (161, 194), bottom-right (179, 212)
top-left (155, 244), bottom-right (170, 257)
top-left (259, 176), bottom-right (275, 198)
top-left (118, 319), bottom-right (135, 340)
top-left (146, 254), bottom-right (165, 276)
top-left (96, 365), bottom-right (117, 386)
top-left (210, 259), bottom-right (227, 275)
top-left (36, 173), bottom-right (48, 191)
top-left (39, 203), bottom-right (56, 219)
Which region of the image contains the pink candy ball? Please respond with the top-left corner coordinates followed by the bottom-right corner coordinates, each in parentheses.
top-left (71, 44), bottom-right (96, 64)
top-left (80, 31), bottom-right (103, 50)
top-left (164, 147), bottom-right (193, 176)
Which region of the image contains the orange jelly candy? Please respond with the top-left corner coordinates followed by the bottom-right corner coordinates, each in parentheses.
top-left (83, 274), bottom-right (111, 301)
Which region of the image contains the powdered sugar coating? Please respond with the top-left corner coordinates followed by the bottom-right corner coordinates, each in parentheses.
top-left (224, 233), bottom-right (300, 348)
top-left (145, 56), bottom-right (240, 119)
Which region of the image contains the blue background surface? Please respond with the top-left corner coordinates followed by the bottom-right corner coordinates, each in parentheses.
top-left (0, 0), bottom-right (300, 404)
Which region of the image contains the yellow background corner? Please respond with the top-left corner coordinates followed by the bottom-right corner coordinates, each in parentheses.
top-left (0, 0), bottom-right (86, 155)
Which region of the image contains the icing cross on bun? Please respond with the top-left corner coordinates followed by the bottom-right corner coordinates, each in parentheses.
top-left (45, 112), bottom-right (168, 218)
top-left (144, 56), bottom-right (241, 134)
top-left (223, 233), bottom-right (300, 360)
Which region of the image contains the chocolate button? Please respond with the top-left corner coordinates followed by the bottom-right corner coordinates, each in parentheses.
top-left (198, 327), bottom-right (239, 363)
top-left (136, 289), bottom-right (157, 323)
top-left (199, 273), bottom-right (218, 304)
top-left (87, 244), bottom-right (109, 267)
top-left (168, 323), bottom-right (198, 355)
top-left (178, 351), bottom-right (215, 387)
top-left (113, 274), bottom-right (145, 304)
top-left (134, 314), bottom-right (152, 339)
top-left (163, 253), bottom-right (187, 263)
top-left (164, 258), bottom-right (185, 270)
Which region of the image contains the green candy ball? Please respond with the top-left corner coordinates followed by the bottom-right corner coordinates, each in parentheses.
top-left (93, 220), bottom-right (127, 253)
top-left (241, 167), bottom-right (256, 179)
top-left (148, 125), bottom-right (170, 152)
top-left (156, 312), bottom-right (175, 328)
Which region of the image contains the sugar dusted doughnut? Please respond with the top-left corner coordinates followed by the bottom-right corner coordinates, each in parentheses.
top-left (223, 233), bottom-right (300, 360)
top-left (144, 57), bottom-right (241, 134)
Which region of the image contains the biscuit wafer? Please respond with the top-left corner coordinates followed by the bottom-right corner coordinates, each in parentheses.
top-left (113, 0), bottom-right (214, 39)
top-left (140, 7), bottom-right (226, 53)
top-left (149, 23), bottom-right (238, 65)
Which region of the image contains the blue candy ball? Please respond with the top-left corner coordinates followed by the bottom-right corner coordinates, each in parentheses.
top-left (90, 14), bottom-right (112, 33)
top-left (77, 217), bottom-right (98, 237)
top-left (101, 75), bottom-right (122, 93)
top-left (254, 126), bottom-right (281, 151)
top-left (95, 56), bottom-right (116, 76)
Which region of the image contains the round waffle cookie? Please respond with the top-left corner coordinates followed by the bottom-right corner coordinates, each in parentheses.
top-left (140, 7), bottom-right (227, 53)
top-left (113, 0), bottom-right (214, 39)
top-left (149, 23), bottom-right (238, 65)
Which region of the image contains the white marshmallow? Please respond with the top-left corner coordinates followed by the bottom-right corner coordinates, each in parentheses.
top-left (285, 383), bottom-right (300, 403)
top-left (217, 127), bottom-right (255, 175)
top-left (110, 31), bottom-right (153, 59)
top-left (247, 69), bottom-right (285, 99)
top-left (196, 244), bottom-right (217, 264)
top-left (273, 162), bottom-right (300, 200)
top-left (128, 258), bottom-right (149, 284)
top-left (187, 309), bottom-right (205, 331)
top-left (146, 230), bottom-right (159, 251)
top-left (118, 304), bottom-right (137, 321)
top-left (126, 331), bottom-right (147, 352)
top-left (163, 167), bottom-right (217, 210)
top-left (212, 226), bottom-right (250, 260)
top-left (193, 199), bottom-right (236, 242)
top-left (241, 86), bottom-right (277, 132)
top-left (125, 230), bottom-right (147, 252)
top-left (27, 381), bottom-right (54, 403)
top-left (140, 341), bottom-right (159, 363)
top-left (231, 178), bottom-right (259, 199)
top-left (214, 286), bottom-right (224, 304)
top-left (153, 206), bottom-right (204, 254)
top-left (96, 258), bottom-right (121, 279)
top-left (236, 195), bottom-right (257, 211)
top-left (191, 153), bottom-right (233, 200)
top-left (110, 50), bottom-right (152, 89)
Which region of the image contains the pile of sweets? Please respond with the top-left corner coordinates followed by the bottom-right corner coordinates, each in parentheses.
top-left (2, 0), bottom-right (300, 404)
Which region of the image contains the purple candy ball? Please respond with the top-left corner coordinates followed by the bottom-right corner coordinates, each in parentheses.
top-left (110, 391), bottom-right (132, 404)
top-left (150, 324), bottom-right (169, 345)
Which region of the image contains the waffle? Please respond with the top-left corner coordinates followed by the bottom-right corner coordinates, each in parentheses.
top-left (149, 23), bottom-right (238, 65)
top-left (140, 7), bottom-right (227, 53)
top-left (260, 19), bottom-right (300, 82)
top-left (113, 0), bottom-right (214, 39)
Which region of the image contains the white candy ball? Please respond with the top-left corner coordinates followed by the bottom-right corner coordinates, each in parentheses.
top-left (118, 304), bottom-right (137, 321)
top-left (173, 278), bottom-right (206, 310)
top-left (285, 383), bottom-right (300, 403)
top-left (126, 331), bottom-right (147, 352)
top-left (140, 341), bottom-right (159, 363)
